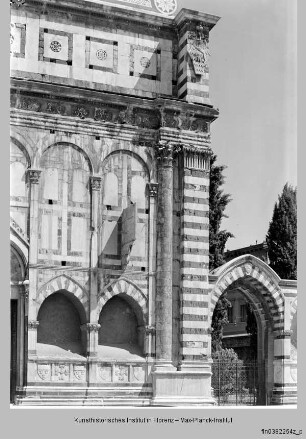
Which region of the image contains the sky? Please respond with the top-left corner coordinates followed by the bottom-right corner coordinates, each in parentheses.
top-left (178, 0), bottom-right (297, 250)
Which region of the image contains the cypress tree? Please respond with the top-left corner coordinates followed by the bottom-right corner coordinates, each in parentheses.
top-left (209, 154), bottom-right (234, 270)
top-left (266, 183), bottom-right (297, 280)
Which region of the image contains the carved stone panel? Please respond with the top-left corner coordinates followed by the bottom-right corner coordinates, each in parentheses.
top-left (131, 365), bottom-right (145, 383)
top-left (37, 364), bottom-right (51, 381)
top-left (73, 365), bottom-right (86, 381)
top-left (52, 363), bottom-right (70, 381)
top-left (98, 366), bottom-right (112, 382)
top-left (113, 365), bottom-right (129, 383)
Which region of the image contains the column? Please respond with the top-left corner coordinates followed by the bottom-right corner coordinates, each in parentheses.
top-left (26, 169), bottom-right (41, 357)
top-left (147, 182), bottom-right (158, 359)
top-left (154, 143), bottom-right (175, 369)
top-left (81, 323), bottom-right (101, 357)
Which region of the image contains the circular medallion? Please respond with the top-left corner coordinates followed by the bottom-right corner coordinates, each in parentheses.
top-left (50, 41), bottom-right (62, 53)
top-left (154, 0), bottom-right (177, 16)
top-left (96, 49), bottom-right (107, 61)
top-left (140, 56), bottom-right (151, 68)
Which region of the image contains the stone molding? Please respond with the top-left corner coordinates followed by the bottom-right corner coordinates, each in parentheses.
top-left (11, 91), bottom-right (213, 134)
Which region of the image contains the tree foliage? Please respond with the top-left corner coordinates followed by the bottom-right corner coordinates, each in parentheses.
top-left (266, 183), bottom-right (297, 280)
top-left (209, 154), bottom-right (234, 270)
top-left (211, 293), bottom-right (232, 352)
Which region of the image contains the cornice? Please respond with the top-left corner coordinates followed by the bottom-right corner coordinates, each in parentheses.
top-left (12, 0), bottom-right (177, 37)
top-left (10, 78), bottom-right (219, 119)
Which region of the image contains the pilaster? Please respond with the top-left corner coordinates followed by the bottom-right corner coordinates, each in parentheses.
top-left (147, 183), bottom-right (158, 359)
top-left (175, 11), bottom-right (220, 104)
top-left (90, 176), bottom-right (102, 323)
top-left (27, 169), bottom-right (41, 358)
top-left (178, 145), bottom-right (211, 368)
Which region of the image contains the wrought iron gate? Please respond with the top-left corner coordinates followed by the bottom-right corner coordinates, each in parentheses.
top-left (212, 360), bottom-right (259, 406)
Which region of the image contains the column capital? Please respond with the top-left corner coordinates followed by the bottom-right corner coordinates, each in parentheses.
top-left (145, 325), bottom-right (156, 335)
top-left (147, 183), bottom-right (158, 198)
top-left (90, 176), bottom-right (102, 191)
top-left (155, 142), bottom-right (179, 166)
top-left (28, 320), bottom-right (39, 329)
top-left (83, 323), bottom-right (101, 332)
top-left (27, 169), bottom-right (42, 185)
top-left (10, 0), bottom-right (26, 7)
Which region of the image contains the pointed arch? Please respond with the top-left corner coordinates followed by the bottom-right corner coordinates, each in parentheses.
top-left (37, 275), bottom-right (89, 319)
top-left (210, 255), bottom-right (284, 330)
top-left (97, 278), bottom-right (147, 321)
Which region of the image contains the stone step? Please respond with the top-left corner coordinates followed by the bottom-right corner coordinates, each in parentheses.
top-left (16, 396), bottom-right (152, 407)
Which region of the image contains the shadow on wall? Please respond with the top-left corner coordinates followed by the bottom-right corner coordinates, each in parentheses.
top-left (37, 291), bottom-right (86, 357)
top-left (97, 295), bottom-right (145, 360)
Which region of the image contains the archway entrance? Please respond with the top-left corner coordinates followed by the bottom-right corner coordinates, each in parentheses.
top-left (210, 256), bottom-right (284, 406)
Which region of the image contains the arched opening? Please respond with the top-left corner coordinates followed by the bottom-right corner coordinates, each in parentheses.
top-left (97, 294), bottom-right (145, 360)
top-left (211, 276), bottom-right (276, 406)
top-left (37, 290), bottom-right (86, 357)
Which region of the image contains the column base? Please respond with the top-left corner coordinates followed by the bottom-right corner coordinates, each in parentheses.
top-left (271, 387), bottom-right (297, 405)
top-left (152, 362), bottom-right (215, 407)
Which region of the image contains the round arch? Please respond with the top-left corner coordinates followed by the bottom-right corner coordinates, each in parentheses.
top-left (10, 136), bottom-right (31, 168)
top-left (39, 141), bottom-right (94, 174)
top-left (97, 278), bottom-right (147, 323)
top-left (37, 275), bottom-right (89, 321)
top-left (210, 255), bottom-right (284, 330)
top-left (99, 143), bottom-right (153, 178)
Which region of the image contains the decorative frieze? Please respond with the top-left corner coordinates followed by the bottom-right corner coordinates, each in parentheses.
top-left (10, 0), bottom-right (26, 7)
top-left (11, 91), bottom-right (212, 133)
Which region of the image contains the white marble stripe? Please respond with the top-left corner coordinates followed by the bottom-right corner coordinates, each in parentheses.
top-left (180, 347), bottom-right (206, 354)
top-left (180, 321), bottom-right (210, 328)
top-left (181, 241), bottom-right (208, 250)
top-left (183, 175), bottom-right (209, 184)
top-left (181, 267), bottom-right (209, 275)
top-left (181, 228), bottom-right (209, 237)
top-left (183, 202), bottom-right (209, 211)
top-left (184, 189), bottom-right (209, 199)
top-left (180, 307), bottom-right (209, 315)
top-left (181, 280), bottom-right (208, 288)
top-left (181, 335), bottom-right (207, 343)
top-left (180, 294), bottom-right (209, 301)
top-left (181, 215), bottom-right (208, 223)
